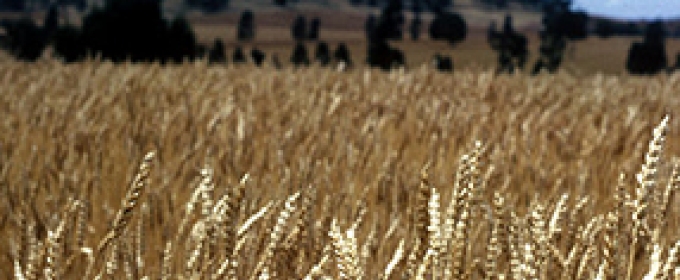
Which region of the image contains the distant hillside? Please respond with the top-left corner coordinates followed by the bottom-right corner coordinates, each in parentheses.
top-left (176, 0), bottom-right (545, 32)
top-left (7, 0), bottom-right (680, 33)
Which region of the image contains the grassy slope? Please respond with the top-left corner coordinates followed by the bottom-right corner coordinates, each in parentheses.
top-left (184, 1), bottom-right (680, 75)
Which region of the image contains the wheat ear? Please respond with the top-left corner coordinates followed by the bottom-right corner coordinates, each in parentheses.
top-left (629, 116), bottom-right (669, 280)
top-left (97, 151), bottom-right (155, 254)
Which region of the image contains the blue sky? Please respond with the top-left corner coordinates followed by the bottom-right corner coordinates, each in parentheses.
top-left (572, 0), bottom-right (680, 20)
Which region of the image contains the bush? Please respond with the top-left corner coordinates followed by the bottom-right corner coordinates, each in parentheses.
top-left (233, 46), bottom-right (247, 63)
top-left (251, 48), bottom-right (266, 66)
top-left (433, 54), bottom-right (453, 72)
top-left (333, 43), bottom-right (352, 66)
top-left (208, 38), bottom-right (226, 64)
top-left (314, 41), bottom-right (330, 66)
top-left (290, 43), bottom-right (310, 66)
top-left (367, 40), bottom-right (404, 70)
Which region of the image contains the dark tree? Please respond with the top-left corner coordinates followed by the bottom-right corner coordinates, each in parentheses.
top-left (186, 0), bottom-right (229, 13)
top-left (532, 0), bottom-right (588, 74)
top-left (365, 14), bottom-right (377, 40)
top-left (232, 46), bottom-right (247, 63)
top-left (645, 20), bottom-right (666, 44)
top-left (274, 0), bottom-right (286, 6)
top-left (627, 42), bottom-right (666, 75)
top-left (411, 0), bottom-right (422, 14)
top-left (53, 25), bottom-right (86, 62)
top-left (624, 22), bottom-right (640, 36)
top-left (425, 0), bottom-right (454, 12)
top-left (594, 19), bottom-right (614, 38)
top-left (80, 0), bottom-right (186, 62)
top-left (292, 15), bottom-right (307, 41)
top-left (314, 41), bottom-right (330, 66)
top-left (251, 48), bottom-right (266, 66)
top-left (0, 0), bottom-right (25, 11)
top-left (433, 0), bottom-right (453, 8)
top-left (519, 0), bottom-right (541, 9)
top-left (371, 0), bottom-right (405, 41)
top-left (308, 18), bottom-right (320, 40)
top-left (532, 31), bottom-right (566, 74)
top-left (195, 44), bottom-right (207, 58)
top-left (290, 42), bottom-right (310, 66)
top-left (626, 20), bottom-right (667, 75)
top-left (166, 17), bottom-right (197, 63)
top-left (0, 18), bottom-right (48, 61)
top-left (334, 42), bottom-right (352, 66)
top-left (539, 0), bottom-right (588, 40)
top-left (365, 0), bottom-right (406, 70)
top-left (55, 0), bottom-right (86, 11)
top-left (208, 38), bottom-right (226, 64)
top-left (67, 0), bottom-right (87, 11)
top-left (207, 0), bottom-right (229, 12)
top-left (238, 10), bottom-right (255, 41)
top-left (553, 11), bottom-right (588, 40)
top-left (488, 15), bottom-right (528, 74)
top-left (1, 0), bottom-right (200, 63)
top-left (429, 12), bottom-right (467, 45)
top-left (478, 0), bottom-right (507, 9)
top-left (410, 15), bottom-right (422, 40)
top-left (43, 5), bottom-right (59, 40)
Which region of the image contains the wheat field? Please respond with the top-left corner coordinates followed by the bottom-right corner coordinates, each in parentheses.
top-left (1, 59), bottom-right (680, 279)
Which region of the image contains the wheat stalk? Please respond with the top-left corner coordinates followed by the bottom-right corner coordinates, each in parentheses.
top-left (96, 151), bottom-right (155, 254)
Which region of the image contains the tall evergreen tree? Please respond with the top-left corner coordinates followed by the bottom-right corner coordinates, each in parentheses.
top-left (237, 10), bottom-right (255, 40)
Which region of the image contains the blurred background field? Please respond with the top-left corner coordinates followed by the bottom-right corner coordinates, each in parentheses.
top-left (3, 0), bottom-right (680, 74)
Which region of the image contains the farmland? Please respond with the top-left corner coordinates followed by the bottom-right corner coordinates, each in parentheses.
top-left (0, 59), bottom-right (680, 279)
top-left (181, 6), bottom-right (680, 75)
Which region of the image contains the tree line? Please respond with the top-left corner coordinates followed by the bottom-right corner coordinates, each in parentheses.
top-left (0, 0), bottom-right (676, 75)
